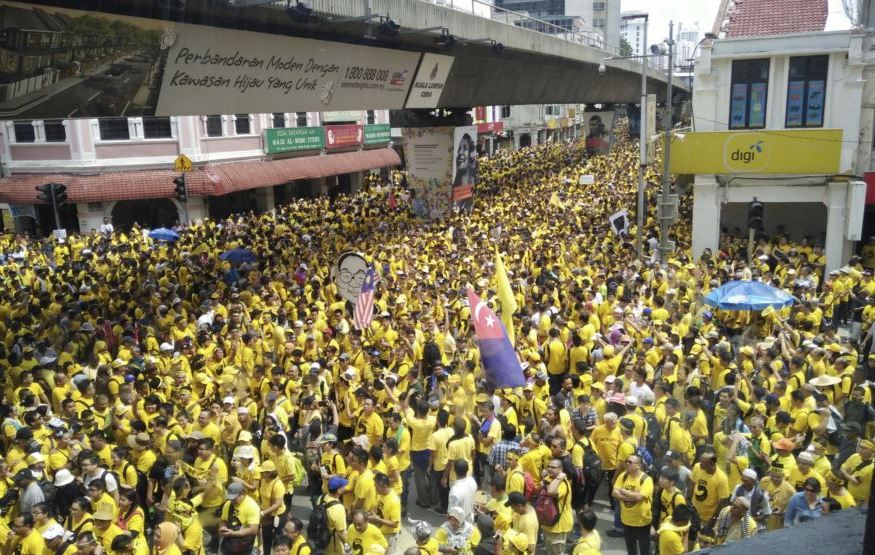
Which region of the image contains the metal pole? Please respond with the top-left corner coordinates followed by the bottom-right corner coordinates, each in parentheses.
top-left (51, 183), bottom-right (60, 231)
top-left (658, 21), bottom-right (674, 264)
top-left (636, 16), bottom-right (648, 261)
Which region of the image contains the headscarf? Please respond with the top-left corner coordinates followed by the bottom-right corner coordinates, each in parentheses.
top-left (154, 521), bottom-right (180, 555)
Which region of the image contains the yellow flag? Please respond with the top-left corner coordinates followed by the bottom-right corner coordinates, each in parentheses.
top-left (549, 192), bottom-right (565, 209)
top-left (495, 249), bottom-right (518, 345)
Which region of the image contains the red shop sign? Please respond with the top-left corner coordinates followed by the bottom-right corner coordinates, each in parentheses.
top-left (325, 124), bottom-right (363, 149)
top-left (477, 121), bottom-right (504, 134)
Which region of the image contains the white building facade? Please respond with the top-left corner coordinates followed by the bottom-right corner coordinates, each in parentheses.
top-left (690, 30), bottom-right (871, 273)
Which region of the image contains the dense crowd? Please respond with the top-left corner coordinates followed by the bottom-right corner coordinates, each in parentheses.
top-left (0, 130), bottom-right (872, 555)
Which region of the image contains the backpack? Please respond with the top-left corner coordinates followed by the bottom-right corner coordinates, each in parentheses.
top-left (636, 444), bottom-right (654, 476)
top-left (37, 479), bottom-right (58, 507)
top-left (289, 453), bottom-right (306, 488)
top-left (308, 496), bottom-right (340, 549)
top-left (643, 412), bottom-right (662, 452)
top-left (575, 440), bottom-right (603, 486)
top-left (513, 469), bottom-right (538, 501)
top-left (534, 486), bottom-right (561, 526)
top-left (673, 491), bottom-right (702, 534)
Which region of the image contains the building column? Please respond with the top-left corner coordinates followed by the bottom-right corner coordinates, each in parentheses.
top-left (254, 186), bottom-right (275, 213)
top-left (692, 175), bottom-right (721, 260)
top-left (77, 202), bottom-right (105, 233)
top-left (349, 171), bottom-right (363, 194)
top-left (824, 181), bottom-right (848, 274)
top-left (187, 197), bottom-right (209, 222)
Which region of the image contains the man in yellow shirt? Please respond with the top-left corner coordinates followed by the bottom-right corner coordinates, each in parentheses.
top-left (612, 454), bottom-right (654, 555)
top-left (346, 509), bottom-right (388, 555)
top-left (350, 448), bottom-right (377, 512)
top-left (840, 438), bottom-right (874, 506)
top-left (541, 458), bottom-right (573, 555)
top-left (8, 514), bottom-right (46, 555)
top-left (258, 460), bottom-right (286, 555)
top-left (218, 482), bottom-right (260, 555)
top-left (690, 450), bottom-right (730, 529)
top-left (322, 477), bottom-right (348, 555)
top-left (506, 491), bottom-right (538, 553)
top-left (369, 472), bottom-right (401, 549)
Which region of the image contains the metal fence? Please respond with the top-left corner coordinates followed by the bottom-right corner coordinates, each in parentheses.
top-left (417, 0), bottom-right (666, 72)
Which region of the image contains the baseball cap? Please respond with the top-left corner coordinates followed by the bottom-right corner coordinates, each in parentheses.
top-left (226, 482), bottom-right (245, 500)
top-left (328, 476), bottom-right (348, 491)
top-left (505, 491), bottom-right (528, 506)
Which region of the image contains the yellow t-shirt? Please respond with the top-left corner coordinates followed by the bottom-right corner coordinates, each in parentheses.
top-left (690, 464), bottom-right (730, 522)
top-left (616, 471), bottom-right (654, 527)
top-left (258, 477), bottom-right (286, 516)
top-left (542, 479), bottom-right (573, 534)
top-left (404, 414), bottom-right (436, 452)
top-left (354, 468), bottom-right (377, 511)
top-left (375, 491), bottom-right (401, 535)
top-left (591, 424), bottom-right (621, 470)
top-left (347, 523), bottom-right (388, 555)
top-left (841, 454), bottom-right (873, 504)
top-left (17, 528), bottom-right (45, 555)
top-left (220, 495), bottom-right (261, 528)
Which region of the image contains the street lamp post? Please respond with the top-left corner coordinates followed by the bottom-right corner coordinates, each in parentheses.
top-left (658, 22), bottom-right (675, 264)
top-left (636, 17), bottom-right (648, 262)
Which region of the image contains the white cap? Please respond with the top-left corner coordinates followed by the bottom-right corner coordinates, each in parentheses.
top-left (235, 445), bottom-right (255, 459)
top-left (742, 468), bottom-right (758, 480)
top-left (160, 342), bottom-right (174, 352)
top-left (42, 522), bottom-right (65, 541)
top-left (223, 396), bottom-right (235, 405)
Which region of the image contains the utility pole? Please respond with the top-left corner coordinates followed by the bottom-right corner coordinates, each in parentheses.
top-left (658, 21), bottom-right (675, 264)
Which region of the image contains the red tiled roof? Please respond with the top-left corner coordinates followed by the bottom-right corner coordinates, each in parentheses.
top-left (0, 148), bottom-right (400, 204)
top-left (726, 0), bottom-right (828, 38)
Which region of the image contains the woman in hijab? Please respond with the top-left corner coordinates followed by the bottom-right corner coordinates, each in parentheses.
top-left (153, 522), bottom-right (182, 555)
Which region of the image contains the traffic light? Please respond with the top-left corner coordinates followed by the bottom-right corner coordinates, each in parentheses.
top-left (173, 174), bottom-right (187, 202)
top-left (53, 183), bottom-right (67, 204)
top-left (35, 183), bottom-right (53, 203)
top-left (748, 197), bottom-right (764, 230)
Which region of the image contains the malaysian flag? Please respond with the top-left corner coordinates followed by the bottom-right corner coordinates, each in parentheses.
top-left (353, 267), bottom-right (377, 331)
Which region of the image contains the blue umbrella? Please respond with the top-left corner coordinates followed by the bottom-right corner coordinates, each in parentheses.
top-left (704, 280), bottom-right (794, 311)
top-left (148, 228), bottom-right (179, 242)
top-left (220, 248), bottom-right (257, 264)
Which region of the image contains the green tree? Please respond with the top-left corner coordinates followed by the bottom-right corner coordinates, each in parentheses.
top-left (620, 37), bottom-right (633, 57)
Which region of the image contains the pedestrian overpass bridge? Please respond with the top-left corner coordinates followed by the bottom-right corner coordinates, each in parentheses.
top-left (33, 0), bottom-right (684, 110)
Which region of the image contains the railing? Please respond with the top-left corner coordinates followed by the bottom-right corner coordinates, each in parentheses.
top-left (417, 0), bottom-right (665, 72)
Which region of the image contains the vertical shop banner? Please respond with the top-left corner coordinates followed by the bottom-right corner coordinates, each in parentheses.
top-left (584, 112), bottom-right (615, 155)
top-left (405, 53), bottom-right (454, 109)
top-left (0, 2), bottom-right (419, 119)
top-left (402, 127), bottom-right (454, 220)
top-left (806, 80), bottom-right (825, 127)
top-left (730, 83), bottom-right (748, 129)
top-left (452, 126), bottom-right (477, 211)
top-left (786, 81), bottom-right (805, 127)
top-left (749, 83), bottom-right (767, 128)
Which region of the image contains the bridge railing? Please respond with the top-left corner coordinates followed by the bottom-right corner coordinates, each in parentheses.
top-left (418, 0), bottom-right (665, 72)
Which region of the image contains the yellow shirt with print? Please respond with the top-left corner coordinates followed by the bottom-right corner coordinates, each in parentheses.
top-left (690, 464), bottom-right (729, 522)
top-left (617, 471), bottom-right (654, 527)
top-left (375, 490), bottom-right (401, 535)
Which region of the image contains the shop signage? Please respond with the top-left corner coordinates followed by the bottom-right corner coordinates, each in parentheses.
top-left (264, 126), bottom-right (325, 154)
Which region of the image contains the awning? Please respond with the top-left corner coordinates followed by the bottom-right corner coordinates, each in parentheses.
top-left (0, 147), bottom-right (400, 204)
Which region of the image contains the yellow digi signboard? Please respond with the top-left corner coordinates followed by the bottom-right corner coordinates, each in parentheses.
top-left (670, 128), bottom-right (842, 174)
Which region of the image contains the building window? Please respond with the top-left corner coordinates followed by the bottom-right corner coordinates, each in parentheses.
top-left (729, 58), bottom-right (769, 130)
top-left (143, 116), bottom-right (172, 139)
top-left (786, 55), bottom-right (828, 128)
top-left (593, 18), bottom-right (605, 28)
top-left (366, 110), bottom-right (376, 125)
top-left (234, 114), bottom-right (251, 135)
top-left (13, 121), bottom-right (35, 143)
top-left (593, 1), bottom-right (606, 10)
top-left (272, 113), bottom-right (286, 128)
top-left (296, 112), bottom-right (308, 127)
top-left (205, 115), bottom-right (223, 137)
top-left (98, 118), bottom-right (130, 141)
top-left (44, 120), bottom-right (66, 142)
top-left (501, 105), bottom-right (511, 118)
